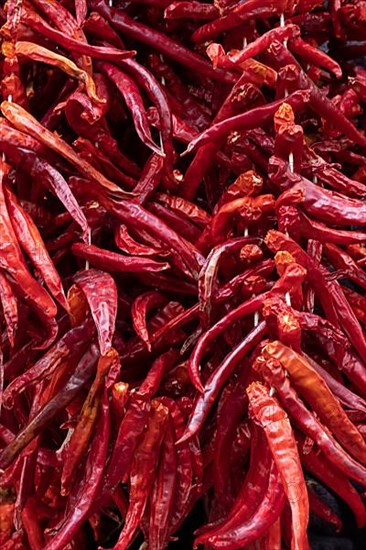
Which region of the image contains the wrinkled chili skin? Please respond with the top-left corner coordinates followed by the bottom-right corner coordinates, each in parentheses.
top-left (2, 1), bottom-right (366, 549)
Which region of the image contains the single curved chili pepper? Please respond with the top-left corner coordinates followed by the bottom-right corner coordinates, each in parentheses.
top-left (0, 271), bottom-right (17, 348)
top-left (131, 291), bottom-right (168, 351)
top-left (294, 209), bottom-right (366, 245)
top-left (21, 7), bottom-right (135, 62)
top-left (89, 0), bottom-right (235, 84)
top-left (247, 382), bottom-right (310, 550)
top-left (117, 59), bottom-right (174, 172)
top-left (191, 0), bottom-right (287, 43)
top-left (254, 355), bottom-right (366, 484)
top-left (198, 237), bottom-right (259, 327)
top-left (1, 102), bottom-right (132, 199)
top-left (0, 345), bottom-right (99, 470)
top-left (276, 176), bottom-right (366, 227)
top-left (183, 90), bottom-right (310, 155)
top-left (4, 187), bottom-right (68, 311)
top-left (307, 485), bottom-right (343, 532)
top-left (113, 401), bottom-right (169, 550)
top-left (324, 243), bottom-right (366, 289)
top-left (133, 154), bottom-right (165, 204)
top-left (72, 242), bottom-right (170, 274)
top-left (187, 294), bottom-right (267, 392)
top-left (115, 224), bottom-right (166, 257)
top-left (263, 342), bottom-right (366, 464)
top-left (207, 24), bottom-right (300, 69)
top-left (289, 36), bottom-right (342, 77)
top-left (73, 269), bottom-right (117, 356)
top-left (158, 397), bottom-right (193, 536)
top-left (148, 412), bottom-right (177, 549)
top-left (98, 62), bottom-right (161, 155)
top-left (299, 439), bottom-right (366, 527)
top-left (313, 161), bottom-right (366, 199)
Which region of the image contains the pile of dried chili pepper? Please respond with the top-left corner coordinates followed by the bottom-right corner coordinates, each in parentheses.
top-left (0, 0), bottom-right (366, 548)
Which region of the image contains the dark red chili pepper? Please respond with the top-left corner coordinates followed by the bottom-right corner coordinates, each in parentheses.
top-left (184, 90), bottom-right (310, 154)
top-left (72, 242), bottom-right (170, 274)
top-left (90, 0), bottom-right (235, 83)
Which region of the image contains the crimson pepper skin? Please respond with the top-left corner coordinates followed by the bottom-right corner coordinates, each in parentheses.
top-left (89, 0), bottom-right (235, 84)
top-left (179, 322), bottom-right (266, 443)
top-left (196, 425), bottom-right (272, 544)
top-left (43, 387), bottom-right (111, 550)
top-left (113, 401), bottom-right (169, 550)
top-left (254, 355), bottom-right (366, 485)
top-left (164, 2), bottom-right (219, 20)
top-left (247, 383), bottom-right (310, 550)
top-left (0, 271), bottom-right (17, 348)
top-left (73, 269), bottom-right (118, 356)
top-left (72, 242), bottom-right (170, 274)
top-left (263, 342), bottom-right (366, 465)
top-left (184, 90), bottom-right (309, 154)
top-left (299, 439), bottom-right (366, 528)
top-left (0, 345), bottom-right (99, 470)
top-left (148, 413), bottom-right (177, 549)
top-left (1, 102), bottom-right (133, 200)
top-left (207, 25), bottom-right (300, 69)
top-left (5, 187), bottom-right (68, 311)
top-left (192, 0), bottom-right (287, 43)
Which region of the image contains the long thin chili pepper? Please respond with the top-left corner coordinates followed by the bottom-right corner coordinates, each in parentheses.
top-left (1, 102), bottom-right (132, 199)
top-left (263, 342), bottom-right (366, 465)
top-left (254, 354), bottom-right (366, 484)
top-left (89, 0), bottom-right (235, 84)
top-left (0, 345), bottom-right (98, 470)
top-left (247, 382), bottom-right (309, 550)
top-left (184, 90), bottom-right (310, 155)
top-left (179, 322), bottom-right (266, 443)
top-left (5, 187), bottom-right (68, 311)
top-left (299, 440), bottom-right (366, 527)
top-left (113, 401), bottom-right (169, 550)
top-left (72, 243), bottom-right (170, 274)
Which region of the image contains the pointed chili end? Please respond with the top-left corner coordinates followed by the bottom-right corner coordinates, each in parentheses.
top-left (175, 429), bottom-right (194, 446)
top-left (180, 145), bottom-right (193, 158)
